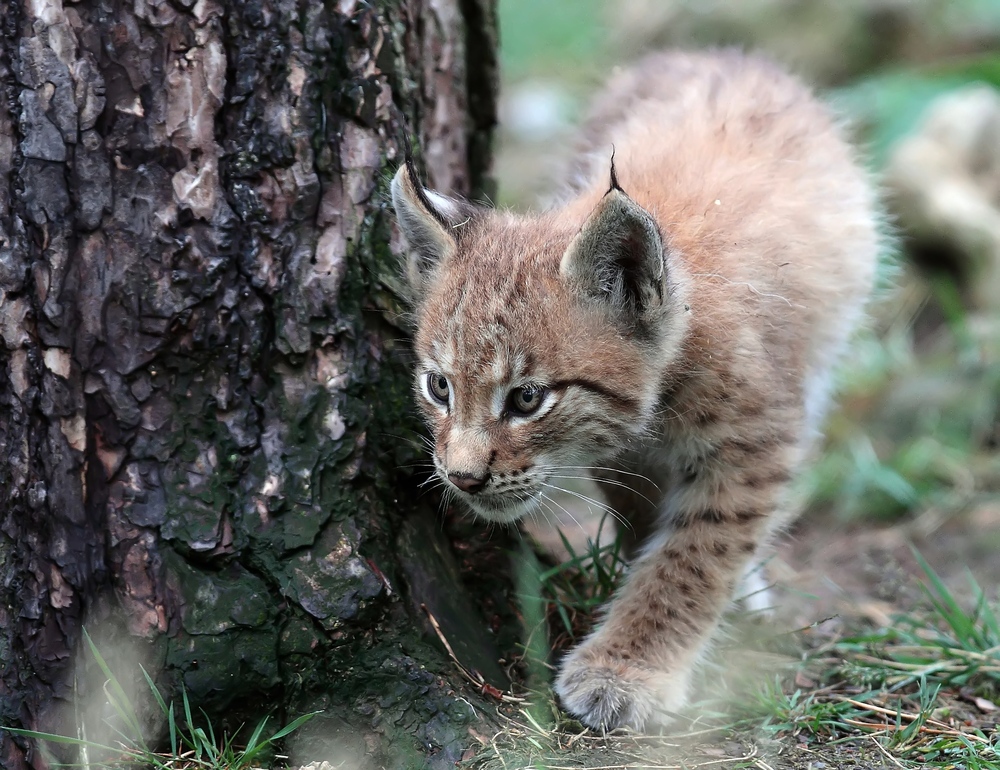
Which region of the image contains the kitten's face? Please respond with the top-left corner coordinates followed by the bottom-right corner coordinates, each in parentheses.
top-left (411, 218), bottom-right (657, 523)
top-left (391, 162), bottom-right (673, 523)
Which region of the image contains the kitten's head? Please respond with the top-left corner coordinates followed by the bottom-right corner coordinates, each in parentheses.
top-left (391, 160), bottom-right (678, 523)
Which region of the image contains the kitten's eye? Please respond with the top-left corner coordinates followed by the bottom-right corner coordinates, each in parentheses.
top-left (509, 385), bottom-right (547, 416)
top-left (427, 373), bottom-right (450, 405)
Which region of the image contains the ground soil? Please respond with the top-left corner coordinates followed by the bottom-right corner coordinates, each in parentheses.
top-left (777, 502), bottom-right (1000, 630)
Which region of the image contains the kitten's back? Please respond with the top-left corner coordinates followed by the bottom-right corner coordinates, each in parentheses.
top-left (568, 50), bottom-right (880, 432)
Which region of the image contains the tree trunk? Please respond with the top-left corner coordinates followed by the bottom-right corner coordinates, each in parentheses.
top-left (0, 1), bottom-right (501, 767)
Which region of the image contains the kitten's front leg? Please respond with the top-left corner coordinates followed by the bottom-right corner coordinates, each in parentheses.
top-left (555, 437), bottom-right (799, 731)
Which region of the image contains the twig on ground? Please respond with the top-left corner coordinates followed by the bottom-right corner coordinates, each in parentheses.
top-left (421, 603), bottom-right (527, 704)
top-left (869, 735), bottom-right (907, 769)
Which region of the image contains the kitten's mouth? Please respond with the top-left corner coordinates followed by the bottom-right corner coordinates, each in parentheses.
top-left (461, 490), bottom-right (542, 524)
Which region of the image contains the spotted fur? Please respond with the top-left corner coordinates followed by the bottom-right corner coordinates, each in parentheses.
top-left (392, 50), bottom-right (880, 731)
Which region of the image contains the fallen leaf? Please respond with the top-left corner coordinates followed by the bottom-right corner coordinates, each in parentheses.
top-left (974, 696), bottom-right (998, 713)
top-left (795, 670), bottom-right (817, 689)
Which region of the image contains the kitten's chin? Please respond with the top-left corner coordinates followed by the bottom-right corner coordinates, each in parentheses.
top-left (464, 492), bottom-right (541, 524)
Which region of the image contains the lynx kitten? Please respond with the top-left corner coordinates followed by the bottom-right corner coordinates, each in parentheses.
top-left (392, 50), bottom-right (879, 731)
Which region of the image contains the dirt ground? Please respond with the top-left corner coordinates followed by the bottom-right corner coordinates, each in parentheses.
top-left (776, 502), bottom-right (1000, 629)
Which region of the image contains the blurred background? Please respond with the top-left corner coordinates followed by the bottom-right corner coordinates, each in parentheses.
top-left (495, 0), bottom-right (1000, 618)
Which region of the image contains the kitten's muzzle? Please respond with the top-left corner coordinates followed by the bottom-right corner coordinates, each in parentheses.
top-left (447, 471), bottom-right (490, 494)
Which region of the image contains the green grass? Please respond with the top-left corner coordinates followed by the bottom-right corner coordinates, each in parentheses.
top-left (721, 553), bottom-right (1000, 768)
top-left (832, 550), bottom-right (1000, 692)
top-left (1, 629), bottom-right (318, 769)
top-left (833, 52), bottom-right (1000, 167)
top-left (534, 515), bottom-right (627, 649)
top-left (741, 678), bottom-right (999, 768)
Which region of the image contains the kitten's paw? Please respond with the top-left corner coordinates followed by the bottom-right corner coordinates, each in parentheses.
top-left (554, 644), bottom-right (692, 732)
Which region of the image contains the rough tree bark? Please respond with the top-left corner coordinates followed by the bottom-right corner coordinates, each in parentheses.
top-left (0, 1), bottom-right (501, 767)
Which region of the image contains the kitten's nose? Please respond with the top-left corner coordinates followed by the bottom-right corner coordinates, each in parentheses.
top-left (448, 472), bottom-right (489, 494)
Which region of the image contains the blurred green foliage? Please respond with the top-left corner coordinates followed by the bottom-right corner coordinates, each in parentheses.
top-left (498, 0), bottom-right (609, 81)
top-left (834, 55), bottom-right (1000, 166)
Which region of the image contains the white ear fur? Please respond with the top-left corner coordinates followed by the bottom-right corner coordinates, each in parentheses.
top-left (391, 164), bottom-right (465, 294)
top-left (423, 189), bottom-right (466, 223)
top-left (560, 188), bottom-right (665, 315)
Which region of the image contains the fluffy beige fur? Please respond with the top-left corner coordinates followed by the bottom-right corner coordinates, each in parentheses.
top-left (392, 50), bottom-right (880, 731)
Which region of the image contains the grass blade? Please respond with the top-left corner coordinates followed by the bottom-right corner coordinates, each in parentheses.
top-left (141, 665), bottom-right (169, 716)
top-left (83, 629), bottom-right (145, 743)
top-left (266, 711), bottom-right (321, 743)
top-left (2, 727), bottom-right (123, 754)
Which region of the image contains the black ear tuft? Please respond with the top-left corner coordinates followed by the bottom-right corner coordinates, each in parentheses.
top-left (404, 156), bottom-right (450, 230)
top-left (608, 147), bottom-right (622, 193)
top-left (560, 187), bottom-right (665, 317)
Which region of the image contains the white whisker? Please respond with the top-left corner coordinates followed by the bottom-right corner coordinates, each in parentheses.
top-left (539, 481), bottom-right (634, 534)
top-left (544, 474), bottom-right (659, 509)
top-left (544, 465), bottom-right (661, 491)
top-left (538, 490), bottom-right (587, 537)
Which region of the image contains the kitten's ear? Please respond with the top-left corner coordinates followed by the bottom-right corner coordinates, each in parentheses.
top-left (560, 188), bottom-right (665, 315)
top-left (391, 161), bottom-right (468, 293)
